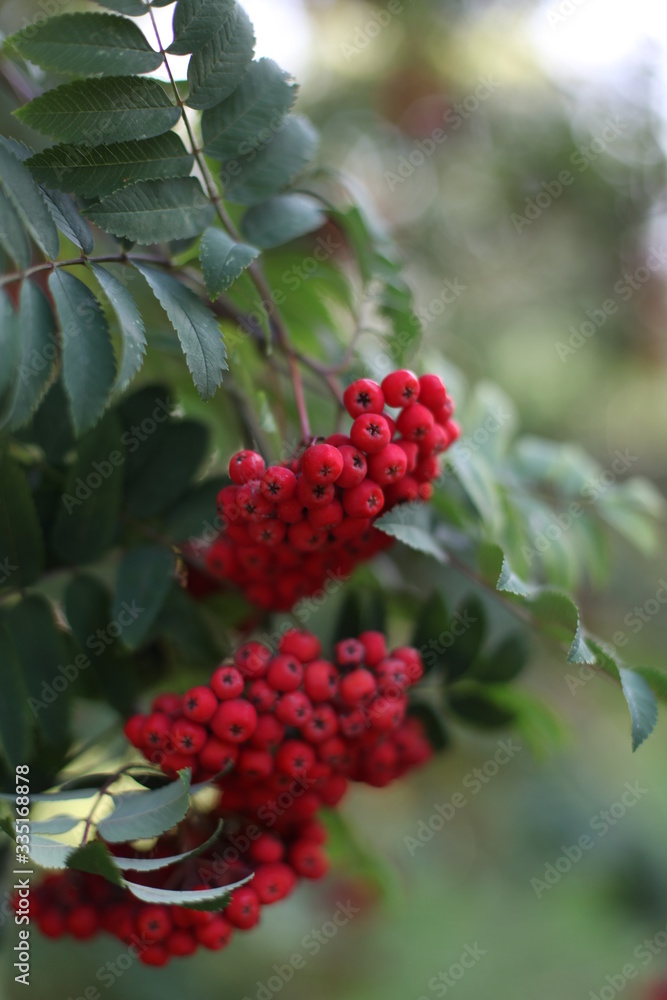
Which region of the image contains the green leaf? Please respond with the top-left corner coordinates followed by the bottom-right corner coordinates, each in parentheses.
top-left (447, 445), bottom-right (503, 532)
top-left (163, 475), bottom-right (226, 540)
top-left (223, 115), bottom-right (318, 204)
top-left (479, 686), bottom-right (566, 759)
top-left (374, 503), bottom-right (446, 561)
top-left (80, 818), bottom-right (224, 872)
top-left (133, 263), bottom-right (227, 399)
top-left (333, 591), bottom-right (363, 643)
top-left (0, 446), bottom-right (44, 587)
top-left (201, 58), bottom-right (296, 160)
top-left (0, 291), bottom-right (20, 421)
top-left (0, 621), bottom-right (30, 769)
top-left (199, 226), bottom-right (259, 298)
top-left (150, 584), bottom-right (221, 663)
top-left (634, 666), bottom-right (667, 703)
top-left (123, 874), bottom-right (248, 909)
top-left (40, 187), bottom-right (94, 255)
top-left (66, 840), bottom-right (124, 885)
top-left (92, 0), bottom-right (150, 14)
top-left (27, 133), bottom-right (194, 199)
top-left (186, 4), bottom-right (255, 110)
top-left (48, 269), bottom-right (116, 435)
top-left (448, 686), bottom-right (516, 728)
top-left (0, 143), bottom-right (59, 259)
top-left (241, 193), bottom-right (325, 249)
top-left (169, 0), bottom-right (236, 54)
top-left (16, 77), bottom-right (180, 146)
top-left (86, 177), bottom-right (214, 244)
top-left (90, 263), bottom-right (146, 392)
top-left (30, 815), bottom-right (80, 835)
top-left (618, 666), bottom-right (658, 751)
top-left (52, 411), bottom-right (124, 564)
top-left (471, 634), bottom-right (528, 683)
top-left (445, 596), bottom-right (487, 682)
top-left (407, 701), bottom-right (450, 751)
top-left (530, 591), bottom-right (595, 664)
top-left (29, 834), bottom-right (74, 870)
top-left (8, 14), bottom-right (163, 77)
top-left (410, 590), bottom-right (449, 675)
top-left (15, 379), bottom-right (75, 465)
top-left (112, 545), bottom-right (177, 650)
top-left (96, 769), bottom-right (190, 842)
top-left (0, 187), bottom-right (30, 268)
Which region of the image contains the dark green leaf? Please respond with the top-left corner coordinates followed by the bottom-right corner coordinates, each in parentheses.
top-left (126, 419), bottom-right (209, 518)
top-left (52, 411), bottom-right (124, 564)
top-left (112, 545), bottom-right (177, 649)
top-left (407, 701), bottom-right (449, 751)
top-left (410, 590), bottom-right (449, 675)
top-left (199, 226), bottom-right (259, 298)
top-left (8, 14), bottom-right (163, 77)
top-left (0, 445), bottom-right (44, 587)
top-left (124, 876), bottom-right (246, 909)
top-left (86, 176), bottom-right (213, 244)
top-left (90, 263), bottom-right (146, 392)
top-left (201, 58), bottom-right (296, 160)
top-left (133, 263), bottom-right (227, 398)
top-left (16, 77), bottom-right (180, 146)
top-left (0, 143), bottom-right (59, 259)
top-left (41, 188), bottom-right (94, 254)
top-left (163, 476), bottom-right (226, 540)
top-left (27, 134), bottom-right (194, 199)
top-left (0, 291), bottom-right (20, 421)
top-left (241, 193), bottom-right (325, 249)
top-left (151, 585), bottom-right (221, 663)
top-left (186, 4), bottom-right (255, 110)
top-left (96, 768), bottom-right (190, 842)
top-left (48, 269), bottom-right (116, 435)
top-left (530, 591), bottom-right (595, 664)
top-left (66, 840), bottom-right (124, 885)
top-left (444, 595), bottom-right (487, 682)
top-left (448, 688), bottom-right (516, 728)
top-left (471, 634), bottom-right (528, 683)
top-left (0, 621), bottom-right (30, 769)
top-left (169, 0), bottom-right (236, 54)
top-left (116, 382), bottom-right (173, 485)
top-left (223, 115), bottom-right (318, 204)
top-left (15, 379), bottom-right (74, 465)
top-left (0, 188), bottom-right (30, 268)
top-left (333, 591), bottom-right (363, 643)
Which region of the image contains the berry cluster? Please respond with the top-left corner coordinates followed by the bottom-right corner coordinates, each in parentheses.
top-left (201, 371), bottom-right (458, 610)
top-left (25, 810), bottom-right (329, 966)
top-left (124, 628), bottom-right (432, 789)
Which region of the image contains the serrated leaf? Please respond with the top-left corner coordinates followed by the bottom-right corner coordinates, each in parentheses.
top-left (530, 591), bottom-right (595, 664)
top-left (635, 666), bottom-right (667, 702)
top-left (133, 263), bottom-right (227, 398)
top-left (16, 77), bottom-right (180, 146)
top-left (169, 0), bottom-right (236, 54)
top-left (49, 269), bottom-right (116, 434)
top-left (201, 57), bottom-right (296, 160)
top-left (0, 621), bottom-right (30, 769)
top-left (52, 411), bottom-right (124, 563)
top-left (0, 445), bottom-right (44, 587)
top-left (90, 818), bottom-right (223, 872)
top-left (186, 4), bottom-right (255, 110)
top-left (112, 545), bottom-right (176, 649)
top-left (28, 134), bottom-right (194, 199)
top-left (241, 193), bottom-right (325, 249)
top-left (199, 226), bottom-right (258, 298)
top-left (0, 187), bottom-right (30, 268)
top-left (0, 143), bottom-right (59, 259)
top-left (92, 0), bottom-right (149, 14)
top-left (96, 769), bottom-right (190, 842)
top-left (447, 445), bottom-right (503, 532)
top-left (90, 263), bottom-right (146, 392)
top-left (124, 874), bottom-right (248, 909)
top-left (29, 834), bottom-right (74, 870)
top-left (374, 504), bottom-right (446, 561)
top-left (618, 666), bottom-right (658, 751)
top-left (8, 14), bottom-right (163, 77)
top-left (223, 115), bottom-right (318, 204)
top-left (86, 176), bottom-right (213, 244)
top-left (66, 840), bottom-right (124, 885)
top-left (29, 815), bottom-right (80, 835)
top-left (41, 187), bottom-right (94, 254)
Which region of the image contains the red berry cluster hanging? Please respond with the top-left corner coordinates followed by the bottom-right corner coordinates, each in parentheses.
top-left (24, 809), bottom-right (331, 967)
top-left (201, 371), bottom-right (459, 610)
top-left (124, 628), bottom-right (433, 789)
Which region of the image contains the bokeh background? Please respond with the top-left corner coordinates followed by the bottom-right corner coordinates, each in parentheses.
top-left (1, 0), bottom-right (667, 997)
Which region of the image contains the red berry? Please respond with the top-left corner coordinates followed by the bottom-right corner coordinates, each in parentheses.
top-left (445, 419), bottom-right (461, 443)
top-left (296, 476), bottom-right (335, 509)
top-left (140, 944), bottom-right (170, 966)
top-left (236, 482), bottom-right (274, 520)
top-left (247, 679), bottom-right (278, 712)
top-left (136, 905), bottom-right (172, 943)
top-left (253, 863), bottom-right (297, 904)
top-left (275, 690), bottom-right (313, 726)
top-left (395, 439), bottom-right (419, 472)
top-left (229, 449), bottom-right (265, 484)
top-left (248, 519), bottom-right (287, 545)
top-left (250, 713), bottom-right (285, 751)
top-left (171, 717), bottom-right (207, 754)
top-left (300, 704), bottom-right (338, 743)
top-left (38, 910), bottom-right (66, 939)
top-left (349, 414), bottom-right (391, 454)
top-left (337, 445), bottom-right (368, 488)
top-left (287, 521), bottom-right (326, 551)
top-left (226, 887), bottom-right (260, 929)
top-left (248, 833), bottom-right (285, 864)
top-left (166, 929), bottom-right (197, 956)
top-left (211, 699), bottom-right (258, 743)
top-left (196, 916), bottom-right (233, 950)
top-left (66, 905), bottom-right (99, 940)
top-left (393, 646), bottom-right (424, 681)
top-left (340, 668), bottom-right (377, 705)
top-left (210, 665), bottom-right (245, 700)
top-left (301, 443), bottom-right (344, 484)
top-left (342, 479), bottom-right (384, 518)
top-left (276, 496), bottom-right (306, 523)
top-left (308, 500), bottom-right (344, 530)
top-left (238, 748), bottom-right (274, 780)
top-left (381, 369), bottom-right (420, 407)
top-left (343, 378), bottom-right (385, 417)
top-left (234, 641), bottom-right (271, 678)
top-left (260, 465), bottom-right (297, 502)
top-left (275, 739), bottom-right (315, 777)
top-left (367, 443), bottom-right (408, 485)
top-left (279, 628), bottom-right (321, 661)
top-left (289, 841), bottom-right (330, 879)
top-left (396, 403), bottom-right (434, 442)
top-left (335, 638), bottom-right (365, 667)
top-left (198, 737), bottom-right (238, 773)
top-left (267, 654), bottom-right (303, 692)
top-left (183, 685), bottom-right (219, 723)
top-left (418, 373), bottom-right (447, 409)
top-left (141, 712), bottom-right (171, 749)
top-left (304, 659), bottom-right (339, 701)
top-left (360, 631), bottom-right (388, 666)
top-left (123, 713), bottom-right (145, 746)
top-left (151, 693), bottom-right (182, 716)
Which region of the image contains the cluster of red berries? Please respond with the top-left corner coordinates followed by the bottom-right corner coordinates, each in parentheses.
top-left (25, 810), bottom-right (330, 966)
top-left (201, 370), bottom-right (459, 610)
top-left (123, 628), bottom-right (432, 789)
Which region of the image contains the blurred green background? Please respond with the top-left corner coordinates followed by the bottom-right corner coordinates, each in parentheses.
top-left (1, 0), bottom-right (667, 996)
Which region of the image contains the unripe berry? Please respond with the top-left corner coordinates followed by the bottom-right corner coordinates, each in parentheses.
top-left (381, 369), bottom-right (420, 407)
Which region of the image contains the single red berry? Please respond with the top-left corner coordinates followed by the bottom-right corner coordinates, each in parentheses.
top-left (123, 713), bottom-right (145, 746)
top-left (349, 413), bottom-right (391, 454)
top-left (342, 479), bottom-right (384, 518)
top-left (211, 699), bottom-right (258, 743)
top-left (301, 443), bottom-right (344, 484)
top-left (317, 774), bottom-right (348, 806)
top-left (367, 443), bottom-right (408, 485)
top-left (368, 693), bottom-right (407, 730)
top-left (279, 628), bottom-right (321, 661)
top-left (375, 657), bottom-right (410, 691)
top-left (225, 887), bottom-right (261, 929)
top-left (381, 369), bottom-right (420, 407)
top-left (151, 693), bottom-right (182, 716)
top-left (395, 439), bottom-right (419, 472)
top-left (198, 737), bottom-right (238, 773)
top-left (304, 659), bottom-right (339, 701)
top-left (300, 704), bottom-right (338, 743)
top-left (335, 638), bottom-right (365, 667)
top-left (142, 712), bottom-right (171, 750)
top-left (360, 631), bottom-right (388, 666)
top-left (308, 499), bottom-right (344, 530)
top-left (275, 739), bottom-right (315, 777)
top-left (326, 433), bottom-right (351, 447)
top-left (140, 944), bottom-right (170, 966)
top-left (66, 905), bottom-right (99, 940)
top-left (183, 685), bottom-right (219, 723)
top-left (444, 419), bottom-right (460, 443)
top-left (289, 841), bottom-right (330, 879)
top-left (418, 423), bottom-right (448, 458)
top-left (275, 690), bottom-right (313, 727)
top-left (38, 910), bottom-right (66, 939)
top-left (160, 750), bottom-right (198, 777)
top-left (317, 736), bottom-right (352, 770)
top-left (250, 713), bottom-right (285, 751)
top-left (252, 863), bottom-right (297, 904)
top-left (238, 748), bottom-right (274, 780)
top-left (396, 403), bottom-right (435, 442)
top-left (166, 929), bottom-right (197, 956)
top-left (343, 378), bottom-right (385, 417)
top-left (234, 641), bottom-right (271, 678)
top-left (136, 905), bottom-right (172, 944)
top-left (248, 519), bottom-right (287, 545)
top-left (296, 476), bottom-right (335, 509)
top-left (210, 665), bottom-right (245, 700)
top-left (418, 373), bottom-right (447, 409)
top-left (336, 444), bottom-right (368, 488)
top-left (229, 449), bottom-right (265, 484)
top-left (248, 833), bottom-right (285, 864)
top-left (340, 667), bottom-right (377, 705)
top-left (287, 521), bottom-right (327, 551)
top-left (267, 654), bottom-right (304, 692)
top-left (196, 916), bottom-right (233, 950)
top-left (260, 465), bottom-right (297, 502)
top-left (384, 475), bottom-right (419, 507)
top-left (236, 482), bottom-right (274, 520)
top-left (298, 818), bottom-right (328, 844)
top-left (171, 717), bottom-right (208, 754)
top-left (247, 679), bottom-right (278, 712)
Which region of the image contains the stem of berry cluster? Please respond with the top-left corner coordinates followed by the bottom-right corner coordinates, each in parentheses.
top-left (147, 9), bottom-right (313, 444)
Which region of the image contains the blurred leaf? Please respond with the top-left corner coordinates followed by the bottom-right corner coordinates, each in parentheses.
top-left (125, 419), bottom-right (209, 518)
top-left (97, 769), bottom-right (191, 842)
top-left (530, 591), bottom-right (595, 664)
top-left (151, 584), bottom-right (221, 663)
top-left (448, 686), bottom-right (516, 729)
top-left (407, 701), bottom-right (450, 751)
top-left (0, 620), bottom-right (30, 769)
top-left (0, 446), bottom-right (44, 587)
top-left (0, 188), bottom-right (30, 268)
top-left (29, 816), bottom-right (80, 835)
top-left (472, 634), bottom-right (528, 684)
top-left (375, 504), bottom-right (446, 561)
top-left (224, 116), bottom-right (318, 205)
top-left (163, 476), bottom-right (226, 541)
top-left (447, 446), bottom-right (503, 532)
top-left (92, 0), bottom-right (149, 14)
top-left (199, 227), bottom-right (259, 298)
top-left (618, 667), bottom-right (658, 751)
top-left (66, 840), bottom-right (125, 884)
top-left (444, 595), bottom-right (487, 682)
top-left (411, 590), bottom-right (449, 675)
top-left (241, 194), bottom-right (325, 249)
